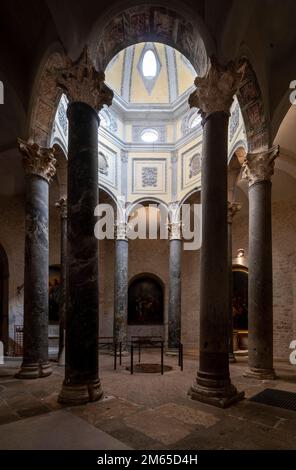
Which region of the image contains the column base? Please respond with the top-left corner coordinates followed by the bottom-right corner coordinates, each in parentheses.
top-left (15, 362), bottom-right (53, 379)
top-left (189, 375), bottom-right (244, 408)
top-left (229, 353), bottom-right (237, 363)
top-left (244, 367), bottom-right (276, 380)
top-left (58, 379), bottom-right (103, 405)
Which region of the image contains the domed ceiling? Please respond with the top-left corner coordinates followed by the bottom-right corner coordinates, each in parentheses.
top-left (105, 42), bottom-right (196, 105)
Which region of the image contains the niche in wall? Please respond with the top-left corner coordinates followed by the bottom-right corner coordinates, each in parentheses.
top-left (232, 267), bottom-right (248, 351)
top-left (128, 275), bottom-right (164, 325)
top-left (49, 265), bottom-right (61, 323)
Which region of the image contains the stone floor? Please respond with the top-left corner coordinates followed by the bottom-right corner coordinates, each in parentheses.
top-left (0, 352), bottom-right (296, 450)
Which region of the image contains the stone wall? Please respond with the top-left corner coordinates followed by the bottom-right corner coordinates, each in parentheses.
top-left (181, 249), bottom-right (200, 354)
top-left (1, 180), bottom-right (295, 363)
top-left (0, 195), bottom-right (25, 349)
top-left (232, 192), bottom-right (296, 362)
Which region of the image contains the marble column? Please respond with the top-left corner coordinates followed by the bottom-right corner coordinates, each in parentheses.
top-left (54, 48), bottom-right (113, 404)
top-left (114, 222), bottom-right (129, 350)
top-left (168, 222), bottom-right (182, 350)
top-left (16, 140), bottom-right (56, 379)
top-left (227, 201), bottom-right (241, 362)
top-left (188, 60), bottom-right (245, 407)
top-left (242, 146), bottom-right (279, 380)
top-left (55, 197), bottom-right (67, 365)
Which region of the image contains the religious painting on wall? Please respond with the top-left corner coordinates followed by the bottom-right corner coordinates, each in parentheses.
top-left (128, 276), bottom-right (164, 325)
top-left (49, 265), bottom-right (61, 323)
top-left (232, 269), bottom-right (248, 331)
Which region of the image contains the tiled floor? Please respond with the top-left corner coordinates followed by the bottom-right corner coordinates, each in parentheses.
top-left (0, 353), bottom-right (296, 450)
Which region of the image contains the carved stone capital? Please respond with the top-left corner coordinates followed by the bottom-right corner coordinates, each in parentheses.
top-left (227, 201), bottom-right (242, 224)
top-left (189, 58), bottom-right (246, 117)
top-left (115, 222), bottom-right (128, 240)
top-left (18, 138), bottom-right (56, 183)
top-left (52, 47), bottom-right (113, 112)
top-left (55, 197), bottom-right (67, 218)
top-left (168, 221), bottom-right (182, 240)
top-left (242, 145), bottom-right (280, 187)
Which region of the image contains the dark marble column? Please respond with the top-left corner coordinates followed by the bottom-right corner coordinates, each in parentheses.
top-left (188, 61), bottom-right (245, 407)
top-left (54, 48), bottom-right (113, 405)
top-left (227, 202), bottom-right (241, 362)
top-left (242, 146), bottom-right (279, 380)
top-left (114, 222), bottom-right (129, 350)
top-left (55, 197), bottom-right (67, 365)
top-left (58, 101), bottom-right (101, 404)
top-left (16, 140), bottom-right (56, 379)
top-left (168, 222), bottom-right (182, 350)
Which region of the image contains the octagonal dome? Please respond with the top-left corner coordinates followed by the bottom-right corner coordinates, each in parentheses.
top-left (105, 42), bottom-right (196, 105)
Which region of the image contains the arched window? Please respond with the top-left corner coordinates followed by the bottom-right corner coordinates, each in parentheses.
top-left (189, 112), bottom-right (202, 129)
top-left (142, 50), bottom-right (157, 77)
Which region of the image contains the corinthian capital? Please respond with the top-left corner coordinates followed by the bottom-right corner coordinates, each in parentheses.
top-left (189, 58), bottom-right (246, 117)
top-left (55, 197), bottom-right (67, 218)
top-left (168, 221), bottom-right (182, 240)
top-left (18, 138), bottom-right (56, 183)
top-left (115, 222), bottom-right (128, 240)
top-left (242, 145), bottom-right (280, 187)
top-left (227, 201), bottom-right (242, 224)
top-left (52, 47), bottom-right (113, 111)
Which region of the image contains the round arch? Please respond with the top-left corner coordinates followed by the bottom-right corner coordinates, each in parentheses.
top-left (89, 2), bottom-right (213, 75)
top-left (128, 272), bottom-right (164, 326)
top-left (179, 188), bottom-right (201, 208)
top-left (52, 142), bottom-right (67, 198)
top-left (126, 197), bottom-right (168, 220)
top-left (236, 58), bottom-right (270, 152)
top-left (26, 43), bottom-right (66, 147)
top-left (228, 140), bottom-right (248, 165)
top-left (27, 7), bottom-right (270, 158)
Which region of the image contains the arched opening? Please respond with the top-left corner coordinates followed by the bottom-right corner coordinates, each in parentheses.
top-left (48, 264), bottom-right (61, 324)
top-left (128, 274), bottom-right (164, 326)
top-left (232, 249), bottom-right (248, 352)
top-left (0, 244), bottom-right (9, 353)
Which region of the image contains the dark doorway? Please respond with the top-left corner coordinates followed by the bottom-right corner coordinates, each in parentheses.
top-left (0, 244), bottom-right (9, 353)
top-left (128, 275), bottom-right (164, 325)
top-left (49, 265), bottom-right (61, 323)
top-left (232, 269), bottom-right (248, 331)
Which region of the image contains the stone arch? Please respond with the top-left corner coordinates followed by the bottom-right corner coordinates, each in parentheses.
top-left (99, 185), bottom-right (121, 214)
top-left (89, 2), bottom-right (213, 75)
top-left (228, 147), bottom-right (246, 202)
top-left (179, 188), bottom-right (201, 208)
top-left (271, 93), bottom-right (293, 143)
top-left (126, 197), bottom-right (169, 239)
top-left (0, 244), bottom-right (9, 353)
top-left (126, 197), bottom-right (168, 221)
top-left (228, 139), bottom-right (248, 164)
top-left (236, 59), bottom-right (270, 152)
top-left (52, 142), bottom-right (67, 198)
top-left (28, 3), bottom-right (212, 146)
top-left (26, 45), bottom-right (66, 147)
top-left (27, 9), bottom-right (269, 161)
